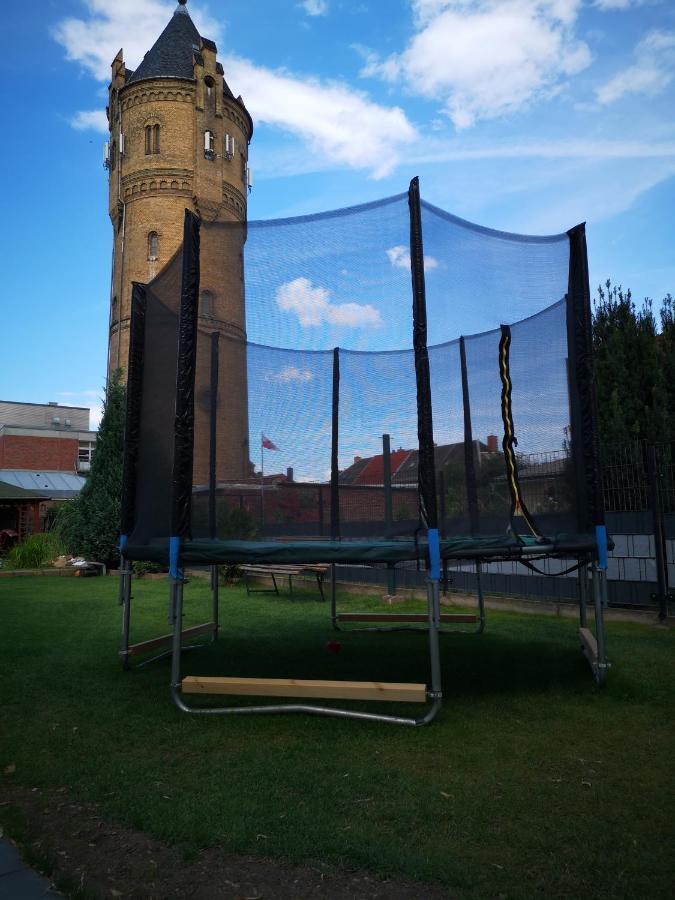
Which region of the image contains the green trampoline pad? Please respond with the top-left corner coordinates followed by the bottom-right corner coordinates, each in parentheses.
top-left (123, 534), bottom-right (600, 567)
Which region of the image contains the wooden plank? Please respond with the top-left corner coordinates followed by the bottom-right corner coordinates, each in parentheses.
top-left (182, 676), bottom-right (427, 703)
top-left (579, 627), bottom-right (598, 663)
top-left (128, 622), bottom-right (216, 657)
top-left (337, 613), bottom-right (476, 624)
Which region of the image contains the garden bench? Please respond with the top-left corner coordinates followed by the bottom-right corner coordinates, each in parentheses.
top-left (241, 563), bottom-right (330, 602)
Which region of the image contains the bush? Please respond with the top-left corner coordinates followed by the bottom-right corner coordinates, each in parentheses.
top-left (5, 533), bottom-right (66, 570)
top-left (131, 560), bottom-right (166, 579)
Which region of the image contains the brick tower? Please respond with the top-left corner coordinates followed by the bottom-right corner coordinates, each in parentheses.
top-left (106, 0), bottom-right (253, 483)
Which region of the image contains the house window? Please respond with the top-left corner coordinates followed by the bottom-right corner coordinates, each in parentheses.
top-left (145, 124), bottom-right (160, 154)
top-left (204, 130), bottom-right (215, 159)
top-left (201, 290), bottom-right (214, 317)
top-left (148, 232), bottom-right (158, 261)
top-left (111, 140), bottom-right (117, 171)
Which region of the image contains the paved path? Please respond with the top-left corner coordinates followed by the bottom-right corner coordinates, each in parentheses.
top-left (0, 838), bottom-right (60, 898)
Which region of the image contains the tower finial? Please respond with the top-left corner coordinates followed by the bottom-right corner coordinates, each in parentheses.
top-left (175, 0), bottom-right (188, 13)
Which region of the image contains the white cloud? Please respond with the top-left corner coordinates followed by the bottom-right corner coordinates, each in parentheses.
top-left (361, 1), bottom-right (591, 129)
top-left (267, 365), bottom-right (314, 383)
top-left (415, 137), bottom-right (675, 163)
top-left (53, 0), bottom-right (223, 82)
top-left (593, 0), bottom-right (643, 9)
top-left (276, 277), bottom-right (383, 328)
top-left (386, 245), bottom-right (439, 271)
top-left (69, 109), bottom-right (109, 132)
top-left (225, 55), bottom-right (417, 178)
top-left (301, 0), bottom-right (329, 15)
top-left (53, 0), bottom-right (415, 179)
top-left (596, 30), bottom-right (675, 104)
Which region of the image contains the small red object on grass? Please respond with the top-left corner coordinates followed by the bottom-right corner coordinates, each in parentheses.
top-left (326, 640), bottom-right (341, 653)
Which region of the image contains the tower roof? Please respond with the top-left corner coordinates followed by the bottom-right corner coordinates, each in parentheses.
top-left (127, 2), bottom-right (202, 84)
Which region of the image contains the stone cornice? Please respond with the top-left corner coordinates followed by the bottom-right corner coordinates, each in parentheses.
top-left (121, 80), bottom-right (195, 111)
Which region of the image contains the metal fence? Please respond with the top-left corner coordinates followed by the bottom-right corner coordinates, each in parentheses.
top-left (601, 440), bottom-right (675, 513)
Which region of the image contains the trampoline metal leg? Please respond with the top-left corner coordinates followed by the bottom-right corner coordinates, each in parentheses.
top-left (211, 564), bottom-right (219, 641)
top-left (170, 579), bottom-right (184, 692)
top-left (330, 564), bottom-right (338, 630)
top-left (427, 579), bottom-right (443, 704)
top-left (119, 557), bottom-right (132, 671)
top-left (578, 559), bottom-right (588, 629)
top-left (475, 561), bottom-right (486, 635)
top-left (594, 567), bottom-right (609, 682)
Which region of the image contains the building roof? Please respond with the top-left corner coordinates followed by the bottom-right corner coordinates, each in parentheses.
top-left (339, 450), bottom-right (412, 486)
top-left (127, 4), bottom-right (202, 84)
top-left (0, 481), bottom-right (48, 502)
top-left (0, 471), bottom-right (85, 500)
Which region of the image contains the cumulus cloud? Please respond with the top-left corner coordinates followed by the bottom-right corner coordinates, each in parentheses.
top-left (386, 245), bottom-right (439, 271)
top-left (53, 0), bottom-right (223, 82)
top-left (276, 278), bottom-right (383, 328)
top-left (267, 365), bottom-right (314, 383)
top-left (596, 30), bottom-right (675, 104)
top-left (54, 0), bottom-right (415, 178)
top-left (360, 0), bottom-right (591, 129)
top-left (69, 109), bottom-right (109, 132)
top-left (225, 56), bottom-right (417, 178)
top-left (301, 0), bottom-right (329, 15)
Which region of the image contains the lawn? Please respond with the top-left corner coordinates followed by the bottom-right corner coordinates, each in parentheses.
top-left (0, 574), bottom-right (673, 897)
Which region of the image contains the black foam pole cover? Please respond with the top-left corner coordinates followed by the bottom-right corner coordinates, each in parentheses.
top-left (566, 222), bottom-right (604, 530)
top-left (409, 177), bottom-right (438, 530)
top-left (331, 347), bottom-right (340, 540)
top-left (171, 209), bottom-right (201, 538)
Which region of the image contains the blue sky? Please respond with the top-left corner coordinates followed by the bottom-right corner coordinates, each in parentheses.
top-left (1, 0), bottom-right (674, 430)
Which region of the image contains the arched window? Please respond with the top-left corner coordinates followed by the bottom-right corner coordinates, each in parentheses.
top-left (145, 124), bottom-right (160, 154)
top-left (201, 290), bottom-right (214, 317)
top-left (148, 232), bottom-right (158, 261)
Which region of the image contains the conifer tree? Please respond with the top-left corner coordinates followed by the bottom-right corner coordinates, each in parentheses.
top-left (592, 281), bottom-right (670, 445)
top-left (56, 372), bottom-right (126, 566)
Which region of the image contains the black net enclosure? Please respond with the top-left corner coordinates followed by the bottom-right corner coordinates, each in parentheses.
top-left (120, 179), bottom-right (605, 573)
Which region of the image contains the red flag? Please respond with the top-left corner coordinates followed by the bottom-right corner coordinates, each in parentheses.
top-left (261, 433), bottom-right (279, 451)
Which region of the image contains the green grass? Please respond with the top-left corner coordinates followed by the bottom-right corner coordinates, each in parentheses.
top-left (1, 575), bottom-right (673, 897)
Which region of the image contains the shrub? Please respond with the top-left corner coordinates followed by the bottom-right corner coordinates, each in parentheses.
top-left (131, 560), bottom-right (166, 579)
top-left (5, 533), bottom-right (66, 570)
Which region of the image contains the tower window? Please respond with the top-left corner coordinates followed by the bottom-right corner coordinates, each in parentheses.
top-left (201, 290), bottom-right (214, 317)
top-left (145, 124), bottom-right (160, 154)
top-left (204, 130), bottom-right (215, 159)
top-left (204, 76), bottom-right (215, 112)
top-left (148, 232), bottom-right (158, 261)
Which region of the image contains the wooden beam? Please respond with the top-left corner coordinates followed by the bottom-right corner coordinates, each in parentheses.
top-left (128, 622), bottom-right (216, 657)
top-left (337, 613), bottom-right (476, 624)
top-left (579, 627), bottom-right (598, 663)
top-left (181, 676), bottom-right (427, 703)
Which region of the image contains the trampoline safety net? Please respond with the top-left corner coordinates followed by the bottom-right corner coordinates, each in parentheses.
top-left (121, 181), bottom-right (603, 566)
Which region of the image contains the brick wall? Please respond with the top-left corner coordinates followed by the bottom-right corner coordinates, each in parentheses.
top-left (0, 435), bottom-right (78, 471)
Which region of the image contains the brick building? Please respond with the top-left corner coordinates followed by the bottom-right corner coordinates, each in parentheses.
top-left (0, 401), bottom-right (96, 475)
top-left (106, 0), bottom-right (253, 482)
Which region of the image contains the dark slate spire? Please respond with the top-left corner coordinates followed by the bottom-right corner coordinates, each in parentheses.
top-left (127, 2), bottom-right (202, 84)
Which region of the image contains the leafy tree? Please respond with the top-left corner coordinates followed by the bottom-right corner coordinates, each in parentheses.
top-left (54, 372), bottom-right (125, 567)
top-left (592, 281), bottom-right (671, 445)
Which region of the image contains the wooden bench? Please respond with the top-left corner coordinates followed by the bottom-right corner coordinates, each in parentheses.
top-left (182, 675), bottom-right (426, 703)
top-left (241, 564), bottom-right (330, 602)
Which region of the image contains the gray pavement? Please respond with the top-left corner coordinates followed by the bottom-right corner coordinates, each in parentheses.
top-left (0, 838), bottom-right (60, 898)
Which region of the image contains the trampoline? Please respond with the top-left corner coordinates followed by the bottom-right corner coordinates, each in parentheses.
top-left (117, 178), bottom-right (609, 725)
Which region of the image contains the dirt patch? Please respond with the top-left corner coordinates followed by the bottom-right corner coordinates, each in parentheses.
top-left (1, 786), bottom-right (450, 899)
